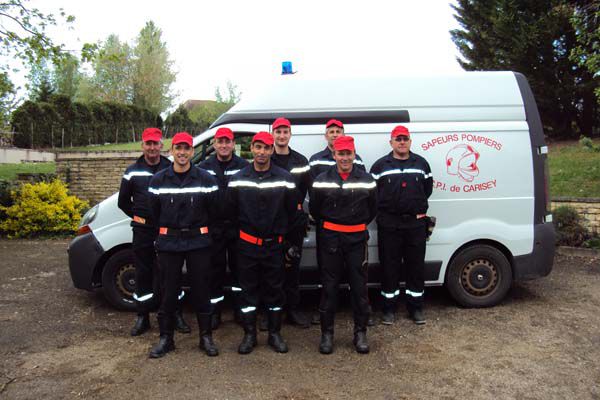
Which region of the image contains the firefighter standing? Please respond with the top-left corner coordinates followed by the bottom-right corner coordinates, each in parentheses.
top-left (370, 125), bottom-right (433, 325)
top-left (307, 119), bottom-right (368, 326)
top-left (117, 127), bottom-right (190, 336)
top-left (309, 135), bottom-right (377, 354)
top-left (228, 132), bottom-right (299, 354)
top-left (147, 132), bottom-right (219, 358)
top-left (198, 127), bottom-right (249, 329)
top-left (270, 117), bottom-right (310, 328)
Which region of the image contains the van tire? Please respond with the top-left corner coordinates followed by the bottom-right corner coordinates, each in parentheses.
top-left (446, 245), bottom-right (512, 308)
top-left (101, 249), bottom-right (136, 311)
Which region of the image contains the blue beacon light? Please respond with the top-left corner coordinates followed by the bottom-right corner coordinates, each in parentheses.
top-left (281, 61), bottom-right (294, 75)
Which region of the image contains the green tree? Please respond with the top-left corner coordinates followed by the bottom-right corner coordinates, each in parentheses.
top-left (89, 34), bottom-right (133, 103)
top-left (52, 53), bottom-right (81, 100)
top-left (164, 104), bottom-right (195, 136)
top-left (25, 59), bottom-right (54, 102)
top-left (0, 1), bottom-right (77, 128)
top-left (570, 2), bottom-right (600, 104)
top-left (131, 21), bottom-right (176, 115)
top-left (451, 0), bottom-right (598, 138)
top-left (0, 72), bottom-right (16, 127)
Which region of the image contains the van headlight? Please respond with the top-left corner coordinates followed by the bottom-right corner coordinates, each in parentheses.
top-left (79, 204), bottom-right (99, 228)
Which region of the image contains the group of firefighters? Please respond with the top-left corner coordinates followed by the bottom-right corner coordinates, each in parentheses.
top-left (118, 118), bottom-right (433, 358)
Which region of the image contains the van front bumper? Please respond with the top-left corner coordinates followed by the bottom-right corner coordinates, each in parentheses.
top-left (513, 222), bottom-right (556, 280)
top-left (67, 231), bottom-right (105, 290)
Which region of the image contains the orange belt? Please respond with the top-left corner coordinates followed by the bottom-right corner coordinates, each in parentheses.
top-left (133, 215), bottom-right (146, 224)
top-left (323, 221), bottom-right (367, 233)
top-left (159, 226), bottom-right (209, 235)
top-left (239, 230), bottom-right (283, 246)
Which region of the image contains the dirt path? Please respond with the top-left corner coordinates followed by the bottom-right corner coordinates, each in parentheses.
top-left (1, 239), bottom-right (599, 399)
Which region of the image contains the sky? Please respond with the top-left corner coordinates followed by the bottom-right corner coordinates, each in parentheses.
top-left (19, 0), bottom-right (463, 109)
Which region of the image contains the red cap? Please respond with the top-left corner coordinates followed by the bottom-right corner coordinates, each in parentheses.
top-left (391, 125), bottom-right (410, 138)
top-left (142, 128), bottom-right (162, 142)
top-left (272, 117), bottom-right (291, 130)
top-left (252, 131), bottom-right (274, 146)
top-left (333, 135), bottom-right (355, 152)
top-left (214, 127), bottom-right (234, 140)
top-left (172, 132), bottom-right (193, 146)
top-left (326, 119), bottom-right (344, 129)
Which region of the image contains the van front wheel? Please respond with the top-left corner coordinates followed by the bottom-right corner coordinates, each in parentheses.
top-left (446, 245), bottom-right (512, 308)
top-left (101, 249), bottom-right (136, 311)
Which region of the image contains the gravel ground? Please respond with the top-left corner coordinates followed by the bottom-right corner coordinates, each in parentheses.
top-left (0, 239), bottom-right (599, 400)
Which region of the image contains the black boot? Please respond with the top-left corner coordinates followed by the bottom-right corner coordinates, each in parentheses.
top-left (149, 315), bottom-right (175, 358)
top-left (353, 331), bottom-right (370, 354)
top-left (319, 312), bottom-right (334, 355)
top-left (287, 308), bottom-right (310, 328)
top-left (210, 307), bottom-right (221, 330)
top-left (267, 310), bottom-right (288, 353)
top-left (175, 308), bottom-right (191, 334)
top-left (197, 313), bottom-right (219, 357)
top-left (409, 308), bottom-right (426, 325)
top-left (238, 312), bottom-right (258, 355)
top-left (130, 313), bottom-right (150, 336)
top-left (353, 315), bottom-right (370, 354)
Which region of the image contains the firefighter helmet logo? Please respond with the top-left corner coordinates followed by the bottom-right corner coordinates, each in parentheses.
top-left (446, 144), bottom-right (480, 182)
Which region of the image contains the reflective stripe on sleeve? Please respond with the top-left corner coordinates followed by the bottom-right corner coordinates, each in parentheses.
top-left (309, 160), bottom-right (336, 167)
top-left (205, 169), bottom-right (217, 175)
top-left (241, 306), bottom-right (256, 313)
top-left (210, 296), bottom-right (225, 304)
top-left (148, 185), bottom-right (218, 194)
top-left (123, 171), bottom-right (153, 180)
top-left (231, 286), bottom-right (242, 292)
top-left (405, 289), bottom-right (424, 298)
top-left (133, 293), bottom-right (154, 302)
top-left (225, 169), bottom-right (241, 175)
top-left (178, 291), bottom-right (185, 300)
top-left (228, 180), bottom-right (296, 189)
top-left (290, 165), bottom-right (310, 174)
top-left (268, 306), bottom-right (282, 311)
top-left (372, 168), bottom-right (429, 180)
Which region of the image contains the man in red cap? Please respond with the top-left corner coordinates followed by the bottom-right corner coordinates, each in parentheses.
top-left (309, 135), bottom-right (377, 354)
top-left (147, 132), bottom-right (220, 358)
top-left (118, 128), bottom-right (190, 337)
top-left (198, 127), bottom-right (249, 329)
top-left (269, 117), bottom-right (311, 328)
top-left (308, 119), bottom-right (366, 180)
top-left (227, 131), bottom-right (300, 354)
top-left (307, 119), bottom-right (368, 326)
top-left (370, 125), bottom-right (433, 325)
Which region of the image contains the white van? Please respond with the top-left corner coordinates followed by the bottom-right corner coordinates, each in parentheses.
top-left (68, 71), bottom-right (555, 310)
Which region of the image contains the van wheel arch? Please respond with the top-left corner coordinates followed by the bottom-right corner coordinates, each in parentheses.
top-left (445, 241), bottom-right (513, 308)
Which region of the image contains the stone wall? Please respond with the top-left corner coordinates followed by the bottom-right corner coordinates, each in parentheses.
top-left (56, 151), bottom-right (140, 205)
top-left (551, 197), bottom-right (600, 235)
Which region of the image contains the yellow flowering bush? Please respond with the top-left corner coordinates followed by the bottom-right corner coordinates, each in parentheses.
top-left (0, 180), bottom-right (88, 238)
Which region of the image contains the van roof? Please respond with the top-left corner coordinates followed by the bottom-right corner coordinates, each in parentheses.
top-left (212, 71), bottom-right (526, 127)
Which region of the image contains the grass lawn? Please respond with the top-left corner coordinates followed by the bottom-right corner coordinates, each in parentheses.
top-left (548, 140), bottom-right (600, 198)
top-left (58, 139), bottom-right (173, 152)
top-left (0, 162), bottom-right (56, 181)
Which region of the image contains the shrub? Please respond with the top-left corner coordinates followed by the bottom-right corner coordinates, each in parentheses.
top-left (0, 180), bottom-right (88, 238)
top-left (579, 136), bottom-right (600, 152)
top-left (553, 205), bottom-right (588, 247)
